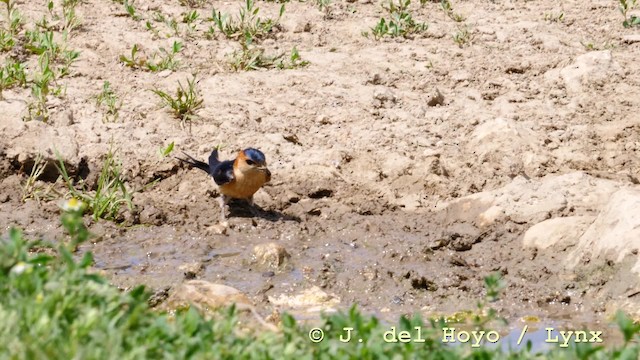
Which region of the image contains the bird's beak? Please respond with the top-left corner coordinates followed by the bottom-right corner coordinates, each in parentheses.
top-left (257, 165), bottom-right (268, 171)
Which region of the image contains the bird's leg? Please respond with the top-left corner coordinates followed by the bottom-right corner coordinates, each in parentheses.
top-left (246, 196), bottom-right (262, 218)
top-left (218, 195), bottom-right (229, 223)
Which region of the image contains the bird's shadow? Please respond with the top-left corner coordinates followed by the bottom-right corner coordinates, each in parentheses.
top-left (227, 199), bottom-right (301, 223)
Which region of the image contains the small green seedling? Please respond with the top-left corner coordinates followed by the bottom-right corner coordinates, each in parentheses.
top-left (543, 12), bottom-right (564, 23)
top-left (124, 0), bottom-right (139, 20)
top-left (26, 54), bottom-right (56, 122)
top-left (453, 25), bottom-right (472, 47)
top-left (119, 44), bottom-right (146, 68)
top-left (367, 0), bottom-right (428, 40)
top-left (21, 154), bottom-right (60, 203)
top-left (146, 41), bottom-right (183, 72)
top-left (96, 81), bottom-right (122, 122)
top-left (619, 0), bottom-right (640, 27)
top-left (440, 0), bottom-right (465, 22)
top-left (56, 148), bottom-right (134, 222)
top-left (151, 75), bottom-right (204, 125)
top-left (159, 142), bottom-right (175, 158)
top-left (0, 59), bottom-right (26, 99)
top-left (209, 0), bottom-right (284, 41)
top-left (179, 0), bottom-right (207, 7)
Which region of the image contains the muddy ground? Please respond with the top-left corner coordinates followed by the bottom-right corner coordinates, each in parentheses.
top-left (1, 0), bottom-right (640, 338)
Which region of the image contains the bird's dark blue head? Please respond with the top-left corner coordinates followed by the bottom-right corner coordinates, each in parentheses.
top-left (242, 148), bottom-right (267, 166)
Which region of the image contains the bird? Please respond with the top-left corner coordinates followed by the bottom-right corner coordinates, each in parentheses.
top-left (177, 147), bottom-right (271, 222)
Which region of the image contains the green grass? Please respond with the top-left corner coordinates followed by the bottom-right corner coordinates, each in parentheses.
top-left (228, 38), bottom-right (309, 71)
top-left (151, 75), bottom-right (204, 125)
top-left (55, 148), bottom-right (134, 222)
top-left (95, 81), bottom-right (122, 122)
top-left (366, 0), bottom-right (428, 40)
top-left (1, 209), bottom-right (640, 359)
top-left (208, 0), bottom-right (284, 42)
top-left (0, 59), bottom-right (27, 99)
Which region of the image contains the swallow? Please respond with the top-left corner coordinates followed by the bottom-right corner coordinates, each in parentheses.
top-left (177, 147), bottom-right (271, 222)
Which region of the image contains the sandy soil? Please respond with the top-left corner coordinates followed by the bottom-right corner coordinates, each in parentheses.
top-left (1, 0), bottom-right (640, 330)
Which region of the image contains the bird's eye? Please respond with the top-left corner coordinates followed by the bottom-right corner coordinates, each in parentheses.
top-left (246, 160), bottom-right (255, 165)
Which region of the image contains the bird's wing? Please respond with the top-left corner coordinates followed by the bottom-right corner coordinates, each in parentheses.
top-left (208, 149), bottom-right (222, 175)
top-left (176, 152), bottom-right (209, 173)
top-left (212, 160), bottom-right (235, 185)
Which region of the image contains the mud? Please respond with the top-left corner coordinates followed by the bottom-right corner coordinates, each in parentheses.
top-left (1, 0), bottom-right (640, 335)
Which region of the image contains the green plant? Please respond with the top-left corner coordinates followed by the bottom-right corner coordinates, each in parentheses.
top-left (25, 30), bottom-right (61, 59)
top-left (21, 154), bottom-right (60, 203)
top-left (55, 148), bottom-right (134, 222)
top-left (453, 24), bottom-right (472, 47)
top-left (209, 0), bottom-right (284, 41)
top-left (544, 11), bottom-right (565, 23)
top-left (1, 221), bottom-right (640, 358)
top-left (620, 0), bottom-right (640, 27)
top-left (151, 75), bottom-right (203, 125)
top-left (316, 0), bottom-right (331, 12)
top-left (183, 9), bottom-right (199, 26)
top-left (124, 0), bottom-right (139, 20)
top-left (0, 28), bottom-right (13, 51)
top-left (146, 41), bottom-right (183, 71)
top-left (0, 0), bottom-right (23, 37)
top-left (95, 81), bottom-right (122, 122)
top-left (159, 141), bottom-right (175, 158)
top-left (26, 54), bottom-right (56, 122)
top-left (119, 44), bottom-right (146, 68)
top-left (367, 0), bottom-right (428, 39)
top-left (440, 0), bottom-right (465, 22)
top-left (179, 0), bottom-right (208, 7)
top-left (0, 59), bottom-right (26, 99)
top-left (277, 46), bottom-right (309, 69)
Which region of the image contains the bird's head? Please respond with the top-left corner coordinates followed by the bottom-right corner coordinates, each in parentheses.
top-left (236, 148), bottom-right (270, 175)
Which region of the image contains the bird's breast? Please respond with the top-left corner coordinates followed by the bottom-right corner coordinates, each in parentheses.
top-left (219, 169), bottom-right (268, 199)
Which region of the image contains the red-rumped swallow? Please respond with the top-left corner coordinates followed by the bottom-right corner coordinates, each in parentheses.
top-left (177, 148), bottom-right (271, 222)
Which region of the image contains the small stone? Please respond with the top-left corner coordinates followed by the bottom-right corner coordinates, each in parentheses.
top-left (253, 242), bottom-right (291, 268)
top-left (427, 88), bottom-right (444, 106)
top-left (427, 238), bottom-right (449, 250)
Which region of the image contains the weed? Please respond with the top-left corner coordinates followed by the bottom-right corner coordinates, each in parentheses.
top-left (0, 28), bottom-right (13, 51)
top-left (183, 9), bottom-right (199, 26)
top-left (124, 0), bottom-right (139, 20)
top-left (179, 0), bottom-right (208, 7)
top-left (316, 0), bottom-right (331, 12)
top-left (95, 81), bottom-right (122, 122)
top-left (56, 148), bottom-right (134, 222)
top-left (26, 54), bottom-right (56, 122)
top-left (277, 46), bottom-right (310, 69)
top-left (619, 0), bottom-right (640, 27)
top-left (1, 0), bottom-right (23, 36)
top-left (58, 49), bottom-right (80, 77)
top-left (453, 24), bottom-right (472, 47)
top-left (21, 154), bottom-right (60, 203)
top-left (151, 75), bottom-right (203, 125)
top-left (0, 59), bottom-right (26, 99)
top-left (580, 40), bottom-right (615, 51)
top-left (368, 0), bottom-right (428, 40)
top-left (119, 44), bottom-right (146, 68)
top-left (228, 39), bottom-right (309, 71)
top-left (544, 12), bottom-right (564, 23)
top-left (209, 0), bottom-right (284, 42)
top-left (25, 30), bottom-right (61, 59)
top-left (159, 141), bottom-right (175, 158)
top-left (1, 225), bottom-right (640, 358)
top-left (440, 0), bottom-right (465, 22)
top-left (146, 41), bottom-right (183, 72)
